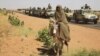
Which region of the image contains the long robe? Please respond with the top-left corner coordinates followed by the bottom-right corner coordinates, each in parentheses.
top-left (55, 6), bottom-right (70, 42)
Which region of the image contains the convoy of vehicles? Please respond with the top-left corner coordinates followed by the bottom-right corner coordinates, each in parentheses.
top-left (65, 9), bottom-right (99, 24)
top-left (23, 5), bottom-right (99, 24)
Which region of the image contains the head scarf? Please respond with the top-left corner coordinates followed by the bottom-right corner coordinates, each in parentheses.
top-left (55, 5), bottom-right (68, 23)
top-left (56, 5), bottom-right (63, 13)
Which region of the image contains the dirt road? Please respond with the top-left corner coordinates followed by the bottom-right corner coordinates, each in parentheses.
top-left (0, 13), bottom-right (100, 56)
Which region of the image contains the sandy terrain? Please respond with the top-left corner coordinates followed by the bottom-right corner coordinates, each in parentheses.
top-left (0, 13), bottom-right (100, 56)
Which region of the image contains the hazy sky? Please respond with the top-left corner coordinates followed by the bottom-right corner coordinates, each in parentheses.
top-left (0, 0), bottom-right (100, 10)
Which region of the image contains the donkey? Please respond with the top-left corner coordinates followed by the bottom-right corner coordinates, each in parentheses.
top-left (49, 18), bottom-right (69, 56)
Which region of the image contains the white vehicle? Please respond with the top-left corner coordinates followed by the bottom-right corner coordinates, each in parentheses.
top-left (72, 10), bottom-right (99, 24)
top-left (82, 10), bottom-right (99, 24)
top-left (65, 12), bottom-right (73, 21)
top-left (46, 11), bottom-right (55, 17)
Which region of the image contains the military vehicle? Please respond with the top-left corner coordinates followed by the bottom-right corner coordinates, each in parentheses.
top-left (83, 12), bottom-right (98, 24)
top-left (46, 10), bottom-right (55, 17)
top-left (73, 9), bottom-right (99, 24)
top-left (65, 12), bottom-right (73, 22)
top-left (65, 9), bottom-right (99, 24)
top-left (41, 9), bottom-right (55, 18)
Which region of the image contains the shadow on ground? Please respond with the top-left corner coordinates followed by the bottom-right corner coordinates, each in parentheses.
top-left (37, 46), bottom-right (56, 56)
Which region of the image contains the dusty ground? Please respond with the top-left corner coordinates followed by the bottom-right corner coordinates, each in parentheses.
top-left (0, 13), bottom-right (100, 56)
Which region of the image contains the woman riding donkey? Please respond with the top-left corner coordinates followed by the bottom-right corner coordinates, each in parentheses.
top-left (49, 5), bottom-right (71, 56)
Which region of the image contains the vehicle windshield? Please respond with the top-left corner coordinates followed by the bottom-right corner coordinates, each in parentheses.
top-left (82, 9), bottom-right (93, 14)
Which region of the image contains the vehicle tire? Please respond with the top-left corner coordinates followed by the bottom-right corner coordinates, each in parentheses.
top-left (75, 19), bottom-right (79, 23)
top-left (84, 19), bottom-right (88, 24)
top-left (67, 17), bottom-right (71, 22)
top-left (93, 20), bottom-right (97, 24)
